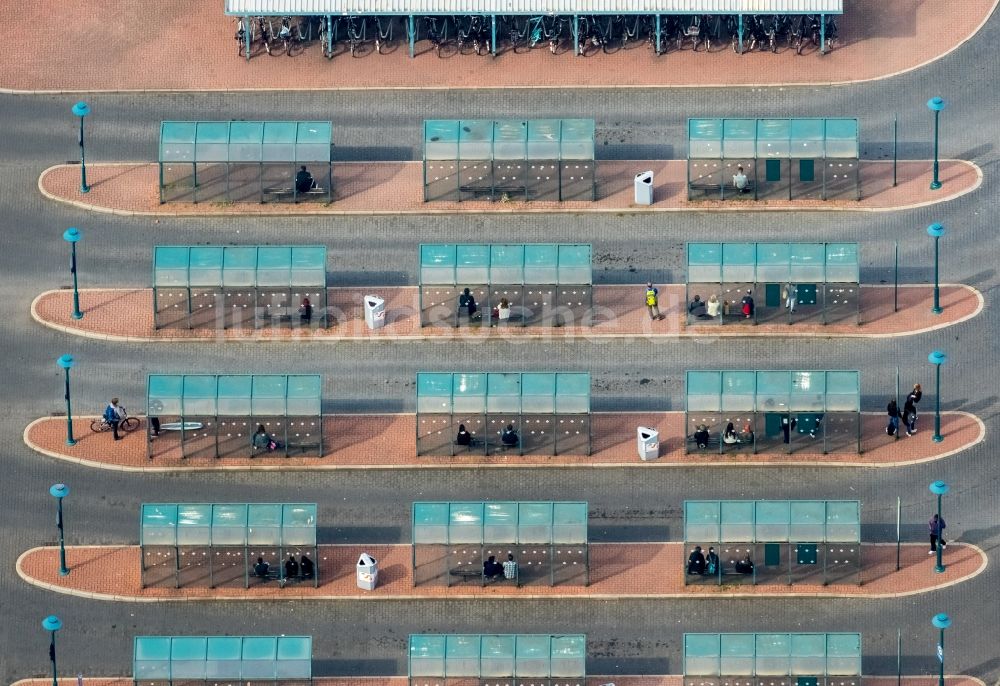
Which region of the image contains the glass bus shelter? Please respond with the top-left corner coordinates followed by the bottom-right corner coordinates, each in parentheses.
top-left (411, 501), bottom-right (588, 586)
top-left (140, 503), bottom-right (318, 589)
top-left (686, 243), bottom-right (859, 326)
top-left (134, 636), bottom-right (312, 686)
top-left (153, 246), bottom-right (328, 330)
top-left (146, 374), bottom-right (323, 460)
top-left (159, 121), bottom-right (332, 204)
top-left (685, 371), bottom-right (860, 454)
top-left (683, 501), bottom-right (861, 586)
top-left (419, 244), bottom-right (592, 328)
top-left (423, 119), bottom-right (595, 202)
top-left (683, 633), bottom-right (861, 686)
top-left (687, 118), bottom-right (859, 201)
top-left (409, 634), bottom-right (586, 686)
top-left (416, 372), bottom-right (590, 456)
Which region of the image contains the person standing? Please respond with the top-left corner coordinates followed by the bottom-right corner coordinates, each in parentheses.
top-left (783, 282), bottom-right (797, 314)
top-left (645, 283), bottom-right (662, 320)
top-left (928, 513), bottom-right (946, 554)
top-left (906, 383), bottom-right (923, 431)
top-left (903, 396), bottom-right (917, 436)
top-left (104, 397), bottom-right (125, 441)
top-left (886, 398), bottom-right (901, 440)
top-left (740, 290), bottom-right (754, 320)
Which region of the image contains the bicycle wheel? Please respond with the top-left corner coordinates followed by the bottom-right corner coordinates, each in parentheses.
top-left (91, 419), bottom-right (109, 433)
top-left (121, 416), bottom-right (140, 432)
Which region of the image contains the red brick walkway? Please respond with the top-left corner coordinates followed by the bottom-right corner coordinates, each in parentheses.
top-left (17, 542), bottom-right (985, 601)
top-left (24, 411), bottom-right (982, 472)
top-left (2, 0), bottom-right (996, 91)
top-left (32, 285), bottom-right (982, 343)
top-left (39, 161), bottom-right (980, 217)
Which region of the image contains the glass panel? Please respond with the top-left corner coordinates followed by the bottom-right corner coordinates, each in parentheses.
top-left (480, 635), bottom-right (516, 677)
top-left (241, 637), bottom-right (278, 679)
top-left (825, 244), bottom-right (859, 283)
top-left (276, 636), bottom-right (312, 679)
top-left (722, 119), bottom-right (756, 158)
top-left (493, 120), bottom-right (527, 160)
top-left (687, 371), bottom-right (722, 412)
top-left (825, 501), bottom-right (860, 542)
top-left (286, 375), bottom-right (321, 416)
top-left (757, 119), bottom-right (791, 158)
top-left (720, 501), bottom-right (755, 542)
top-left (282, 504), bottom-right (317, 546)
top-left (789, 244), bottom-right (826, 283)
top-left (420, 244), bottom-right (457, 285)
top-left (756, 371), bottom-right (790, 412)
top-left (262, 121), bottom-right (297, 162)
top-left (558, 244), bottom-right (592, 284)
top-left (217, 375), bottom-right (252, 416)
top-left (687, 243), bottom-right (722, 283)
top-left (453, 373), bottom-right (487, 414)
top-left (550, 635), bottom-right (585, 677)
top-left (134, 637), bottom-right (172, 680)
top-left (425, 120), bottom-right (460, 160)
top-left (825, 372), bottom-right (860, 411)
top-left (684, 634), bottom-right (721, 676)
top-left (458, 120), bottom-right (493, 160)
top-left (295, 122), bottom-right (332, 162)
top-left (148, 374), bottom-right (183, 415)
top-left (182, 375), bottom-right (217, 416)
top-left (685, 501), bottom-right (721, 542)
top-left (555, 373), bottom-right (589, 414)
top-left (826, 634), bottom-right (862, 675)
top-left (521, 373), bottom-right (556, 413)
top-left (790, 372), bottom-right (825, 412)
top-left (206, 636), bottom-right (242, 679)
top-left (252, 376), bottom-right (287, 416)
top-left (223, 246), bottom-right (257, 287)
top-left (790, 634), bottom-right (826, 676)
top-left (159, 122), bottom-right (197, 162)
top-left (211, 504), bottom-right (248, 546)
top-left (154, 246), bottom-right (190, 287)
top-left (515, 635), bottom-right (551, 677)
top-left (412, 502), bottom-right (449, 544)
top-left (755, 502), bottom-right (791, 542)
top-left (291, 246), bottom-right (327, 287)
top-left (689, 118), bottom-right (723, 159)
top-left (790, 119), bottom-right (825, 159)
top-left (188, 247), bottom-right (224, 287)
top-left (410, 635), bottom-right (446, 677)
top-left (755, 243), bottom-right (791, 283)
top-left (756, 634), bottom-right (791, 676)
top-left (456, 244), bottom-right (490, 285)
top-left (487, 373), bottom-right (521, 413)
top-left (552, 502), bottom-right (588, 544)
top-left (448, 502), bottom-right (485, 544)
top-left (825, 119), bottom-right (859, 158)
top-left (789, 501), bottom-right (826, 541)
top-left (720, 634), bottom-right (754, 676)
top-left (721, 371), bottom-right (756, 412)
top-left (176, 504), bottom-right (212, 545)
top-left (721, 243), bottom-right (756, 283)
top-left (141, 504), bottom-right (178, 546)
top-left (484, 502), bottom-right (519, 542)
top-left (524, 244), bottom-right (559, 283)
top-left (256, 247), bottom-right (292, 287)
top-left (247, 503), bottom-right (283, 546)
top-left (518, 502), bottom-right (553, 543)
top-left (446, 635), bottom-right (481, 677)
top-left (527, 119), bottom-right (561, 159)
top-left (195, 122), bottom-right (230, 163)
top-left (171, 637), bottom-right (208, 680)
top-left (560, 119), bottom-right (595, 160)
top-left (229, 121), bottom-right (264, 162)
top-left (490, 244), bottom-right (525, 284)
top-left (417, 373), bottom-right (453, 414)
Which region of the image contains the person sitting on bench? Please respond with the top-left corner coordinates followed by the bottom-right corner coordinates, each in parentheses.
top-left (687, 545), bottom-right (706, 575)
top-left (483, 555), bottom-right (504, 579)
top-left (501, 423), bottom-right (519, 447)
top-left (284, 554), bottom-right (300, 581)
top-left (734, 553), bottom-right (754, 575)
top-left (458, 288), bottom-right (477, 318)
top-left (299, 554), bottom-right (315, 579)
top-left (456, 424), bottom-right (474, 447)
top-left (254, 556), bottom-right (271, 580)
top-left (693, 424), bottom-right (711, 449)
top-left (295, 165), bottom-right (316, 194)
top-left (733, 165), bottom-right (749, 193)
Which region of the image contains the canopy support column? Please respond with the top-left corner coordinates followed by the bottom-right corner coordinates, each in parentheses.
top-left (408, 15), bottom-right (415, 57)
top-left (655, 14), bottom-right (661, 54)
top-left (573, 15), bottom-right (579, 56)
top-left (245, 16), bottom-right (252, 60)
top-left (326, 16), bottom-right (333, 56)
top-left (820, 15), bottom-right (826, 54)
top-left (738, 14), bottom-right (743, 54)
top-left (491, 15), bottom-right (497, 56)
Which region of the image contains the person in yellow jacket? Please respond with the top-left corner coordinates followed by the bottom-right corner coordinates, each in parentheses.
top-left (645, 282), bottom-right (663, 320)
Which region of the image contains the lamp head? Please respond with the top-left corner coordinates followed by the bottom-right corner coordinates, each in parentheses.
top-left (927, 97), bottom-right (946, 112)
top-left (42, 615), bottom-right (62, 632)
top-left (929, 480), bottom-right (950, 496)
top-left (71, 101), bottom-right (90, 118)
top-left (63, 227), bottom-right (81, 243)
top-left (928, 350), bottom-right (948, 366)
top-left (49, 483), bottom-right (70, 499)
top-left (926, 223), bottom-right (945, 238)
top-left (932, 613), bottom-right (952, 629)
top-left (56, 354), bottom-right (75, 370)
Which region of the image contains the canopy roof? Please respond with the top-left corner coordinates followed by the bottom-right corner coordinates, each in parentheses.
top-left (684, 500), bottom-right (860, 543)
top-left (688, 118), bottom-right (858, 159)
top-left (687, 242), bottom-right (858, 284)
top-left (417, 372), bottom-right (590, 414)
top-left (686, 370), bottom-right (860, 412)
top-left (683, 633), bottom-right (861, 677)
top-left (227, 0), bottom-right (842, 16)
top-left (420, 244), bottom-right (592, 286)
top-left (140, 503), bottom-right (317, 547)
top-left (147, 375), bottom-right (322, 417)
top-left (408, 634), bottom-right (586, 678)
top-left (153, 246), bottom-right (327, 288)
top-left (412, 502), bottom-right (588, 544)
top-left (159, 121), bottom-right (332, 163)
top-left (425, 119), bottom-right (594, 161)
top-left (134, 636), bottom-right (312, 681)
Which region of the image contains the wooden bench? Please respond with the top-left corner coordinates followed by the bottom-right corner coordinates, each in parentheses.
top-left (450, 568), bottom-right (483, 583)
top-left (262, 186), bottom-right (327, 203)
top-left (459, 185), bottom-right (532, 201)
top-left (688, 181), bottom-right (755, 195)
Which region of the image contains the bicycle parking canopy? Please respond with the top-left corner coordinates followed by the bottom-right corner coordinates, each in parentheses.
top-left (685, 370), bottom-right (861, 454)
top-left (153, 246), bottom-right (328, 330)
top-left (140, 503), bottom-right (318, 588)
top-left (159, 121), bottom-right (332, 204)
top-left (687, 118), bottom-right (859, 201)
top-left (416, 372), bottom-right (590, 456)
top-left (409, 634), bottom-right (586, 686)
top-left (684, 500), bottom-right (861, 585)
top-left (146, 374), bottom-right (323, 459)
top-left (419, 243), bottom-right (592, 328)
top-left (423, 119), bottom-right (595, 202)
top-left (686, 242), bottom-right (860, 326)
top-left (133, 636), bottom-right (312, 686)
top-left (412, 501), bottom-right (588, 586)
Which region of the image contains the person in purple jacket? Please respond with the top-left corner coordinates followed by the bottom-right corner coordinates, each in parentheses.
top-left (929, 513), bottom-right (947, 554)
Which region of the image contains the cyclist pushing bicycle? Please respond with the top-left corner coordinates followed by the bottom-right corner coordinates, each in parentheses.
top-left (95, 398), bottom-right (139, 441)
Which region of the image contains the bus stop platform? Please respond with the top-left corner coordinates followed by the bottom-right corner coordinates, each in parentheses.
top-left (32, 284), bottom-right (983, 342)
top-left (24, 410), bottom-right (982, 472)
top-left (17, 541), bottom-right (985, 602)
top-left (39, 160), bottom-right (980, 217)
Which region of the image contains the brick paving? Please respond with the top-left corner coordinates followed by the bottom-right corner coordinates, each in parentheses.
top-left (25, 411), bottom-right (981, 471)
top-left (40, 160), bottom-right (980, 216)
top-left (33, 284), bottom-right (981, 343)
top-left (18, 541), bottom-right (985, 600)
top-left (2, 0), bottom-right (995, 91)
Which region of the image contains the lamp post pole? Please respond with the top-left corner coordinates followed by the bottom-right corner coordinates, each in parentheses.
top-left (929, 480), bottom-right (949, 573)
top-left (927, 97), bottom-right (946, 190)
top-left (72, 101), bottom-right (91, 194)
top-left (926, 223), bottom-right (945, 314)
top-left (42, 615), bottom-right (63, 686)
top-left (56, 355), bottom-right (76, 446)
top-left (50, 484), bottom-right (70, 576)
top-left (929, 351), bottom-right (947, 442)
top-left (63, 228), bottom-right (83, 320)
top-left (931, 613), bottom-right (951, 686)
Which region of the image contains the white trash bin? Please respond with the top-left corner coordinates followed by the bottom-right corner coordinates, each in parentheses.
top-left (634, 171), bottom-right (654, 206)
top-left (356, 552), bottom-right (379, 590)
top-left (637, 426), bottom-right (659, 461)
top-left (363, 295), bottom-right (386, 330)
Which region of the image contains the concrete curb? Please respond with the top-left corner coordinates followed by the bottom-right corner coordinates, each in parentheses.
top-left (22, 410), bottom-right (985, 473)
top-left (15, 542), bottom-right (987, 603)
top-left (36, 160), bottom-right (982, 218)
top-left (29, 284), bottom-right (985, 344)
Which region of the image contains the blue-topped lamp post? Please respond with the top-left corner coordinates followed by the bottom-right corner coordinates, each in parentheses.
top-left (929, 480), bottom-right (949, 573)
top-left (932, 613), bottom-right (951, 686)
top-left (929, 350), bottom-right (947, 442)
top-left (56, 354), bottom-right (76, 446)
top-left (50, 484), bottom-right (70, 576)
top-left (42, 615), bottom-right (62, 686)
top-left (62, 228), bottom-right (83, 320)
top-left (927, 97), bottom-right (946, 190)
top-left (71, 101), bottom-right (90, 194)
top-left (927, 223), bottom-right (945, 314)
